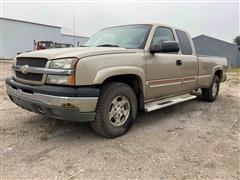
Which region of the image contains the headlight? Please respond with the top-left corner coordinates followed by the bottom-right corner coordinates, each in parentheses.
top-left (50, 58), bottom-right (78, 69)
top-left (47, 58), bottom-right (78, 85)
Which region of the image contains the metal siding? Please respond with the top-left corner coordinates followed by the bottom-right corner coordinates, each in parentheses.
top-left (0, 18), bottom-right (3, 58)
top-left (193, 35), bottom-right (240, 67)
top-left (1, 19), bottom-right (60, 59)
top-left (0, 18), bottom-right (89, 59)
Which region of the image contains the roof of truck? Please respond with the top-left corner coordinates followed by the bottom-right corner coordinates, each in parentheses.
top-left (99, 23), bottom-right (186, 32)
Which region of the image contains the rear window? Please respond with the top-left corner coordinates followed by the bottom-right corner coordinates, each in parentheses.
top-left (176, 30), bottom-right (192, 55)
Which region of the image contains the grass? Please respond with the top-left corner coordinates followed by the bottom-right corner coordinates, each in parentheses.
top-left (227, 67), bottom-right (240, 73)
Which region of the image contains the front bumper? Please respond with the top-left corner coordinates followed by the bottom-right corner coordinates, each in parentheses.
top-left (5, 78), bottom-right (99, 122)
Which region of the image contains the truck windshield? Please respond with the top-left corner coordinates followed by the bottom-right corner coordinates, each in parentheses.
top-left (84, 25), bottom-right (152, 49)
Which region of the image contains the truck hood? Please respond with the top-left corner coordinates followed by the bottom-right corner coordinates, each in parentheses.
top-left (17, 47), bottom-right (138, 59)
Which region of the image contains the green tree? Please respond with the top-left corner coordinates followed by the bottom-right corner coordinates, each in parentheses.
top-left (233, 35), bottom-right (240, 46)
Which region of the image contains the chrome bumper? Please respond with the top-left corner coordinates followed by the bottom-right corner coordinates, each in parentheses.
top-left (6, 83), bottom-right (98, 112)
top-left (6, 79), bottom-right (98, 122)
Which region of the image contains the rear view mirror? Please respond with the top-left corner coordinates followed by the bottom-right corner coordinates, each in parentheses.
top-left (149, 41), bottom-right (180, 53)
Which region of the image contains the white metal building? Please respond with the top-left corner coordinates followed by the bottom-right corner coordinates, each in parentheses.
top-left (0, 17), bottom-right (89, 59)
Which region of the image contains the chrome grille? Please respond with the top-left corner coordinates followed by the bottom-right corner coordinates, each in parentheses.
top-left (15, 57), bottom-right (48, 83)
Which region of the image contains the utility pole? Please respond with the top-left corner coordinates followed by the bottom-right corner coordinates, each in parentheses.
top-left (73, 13), bottom-right (76, 47)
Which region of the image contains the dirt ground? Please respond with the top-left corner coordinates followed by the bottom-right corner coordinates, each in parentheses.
top-left (0, 62), bottom-right (239, 179)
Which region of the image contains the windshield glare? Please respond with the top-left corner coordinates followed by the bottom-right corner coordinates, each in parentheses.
top-left (84, 25), bottom-right (152, 49)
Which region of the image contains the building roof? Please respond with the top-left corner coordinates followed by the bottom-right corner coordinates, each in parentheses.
top-left (0, 17), bottom-right (89, 38)
top-left (0, 17), bottom-right (61, 28)
top-left (193, 34), bottom-right (240, 48)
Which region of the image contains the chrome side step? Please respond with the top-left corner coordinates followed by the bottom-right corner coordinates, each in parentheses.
top-left (144, 94), bottom-right (197, 112)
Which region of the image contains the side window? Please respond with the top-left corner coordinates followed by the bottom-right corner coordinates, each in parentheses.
top-left (151, 27), bottom-right (175, 46)
top-left (176, 30), bottom-right (192, 55)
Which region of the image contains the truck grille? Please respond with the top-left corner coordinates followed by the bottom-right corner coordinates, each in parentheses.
top-left (15, 57), bottom-right (48, 83)
top-left (16, 57), bottom-right (48, 67)
top-left (15, 72), bottom-right (43, 81)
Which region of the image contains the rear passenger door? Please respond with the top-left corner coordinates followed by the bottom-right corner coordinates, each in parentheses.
top-left (175, 30), bottom-right (198, 92)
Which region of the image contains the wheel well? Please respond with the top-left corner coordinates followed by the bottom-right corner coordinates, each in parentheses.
top-left (214, 70), bottom-right (223, 81)
top-left (102, 75), bottom-right (145, 110)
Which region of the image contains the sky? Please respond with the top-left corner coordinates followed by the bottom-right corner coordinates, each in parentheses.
top-left (1, 0), bottom-right (239, 43)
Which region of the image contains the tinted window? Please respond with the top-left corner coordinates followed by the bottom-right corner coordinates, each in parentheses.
top-left (151, 27), bottom-right (175, 46)
top-left (176, 30), bottom-right (192, 55)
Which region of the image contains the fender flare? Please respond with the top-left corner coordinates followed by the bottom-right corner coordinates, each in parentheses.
top-left (211, 65), bottom-right (224, 81)
top-left (93, 66), bottom-right (146, 93)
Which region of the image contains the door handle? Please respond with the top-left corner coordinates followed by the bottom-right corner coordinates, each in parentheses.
top-left (176, 60), bottom-right (182, 66)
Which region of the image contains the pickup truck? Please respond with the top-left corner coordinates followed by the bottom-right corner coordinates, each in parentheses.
top-left (6, 24), bottom-right (227, 138)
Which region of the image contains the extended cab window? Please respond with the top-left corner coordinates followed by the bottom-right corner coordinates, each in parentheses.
top-left (151, 27), bottom-right (175, 46)
top-left (176, 30), bottom-right (192, 55)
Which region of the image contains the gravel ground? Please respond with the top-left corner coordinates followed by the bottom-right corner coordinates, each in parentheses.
top-left (1, 62), bottom-right (239, 179)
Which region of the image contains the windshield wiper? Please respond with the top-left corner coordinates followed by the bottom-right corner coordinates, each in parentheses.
top-left (97, 44), bottom-right (119, 47)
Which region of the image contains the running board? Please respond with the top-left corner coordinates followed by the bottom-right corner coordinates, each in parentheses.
top-left (145, 94), bottom-right (197, 112)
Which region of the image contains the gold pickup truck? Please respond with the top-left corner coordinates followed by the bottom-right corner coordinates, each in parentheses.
top-left (6, 24), bottom-right (227, 138)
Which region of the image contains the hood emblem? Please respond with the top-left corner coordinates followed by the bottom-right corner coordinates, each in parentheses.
top-left (20, 65), bottom-right (29, 74)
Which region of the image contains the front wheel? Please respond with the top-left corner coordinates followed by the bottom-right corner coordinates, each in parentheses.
top-left (202, 75), bottom-right (220, 102)
top-left (90, 82), bottom-right (137, 138)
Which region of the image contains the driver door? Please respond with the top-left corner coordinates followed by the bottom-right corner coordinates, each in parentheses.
top-left (146, 26), bottom-right (183, 100)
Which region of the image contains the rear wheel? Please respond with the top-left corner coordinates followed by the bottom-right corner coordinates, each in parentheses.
top-left (202, 75), bottom-right (220, 102)
top-left (90, 82), bottom-right (137, 138)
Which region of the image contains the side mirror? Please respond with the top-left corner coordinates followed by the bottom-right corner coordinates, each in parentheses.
top-left (149, 41), bottom-right (180, 53)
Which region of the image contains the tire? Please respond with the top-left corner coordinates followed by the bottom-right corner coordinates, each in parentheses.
top-left (202, 75), bottom-right (220, 102)
top-left (90, 82), bottom-right (137, 138)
